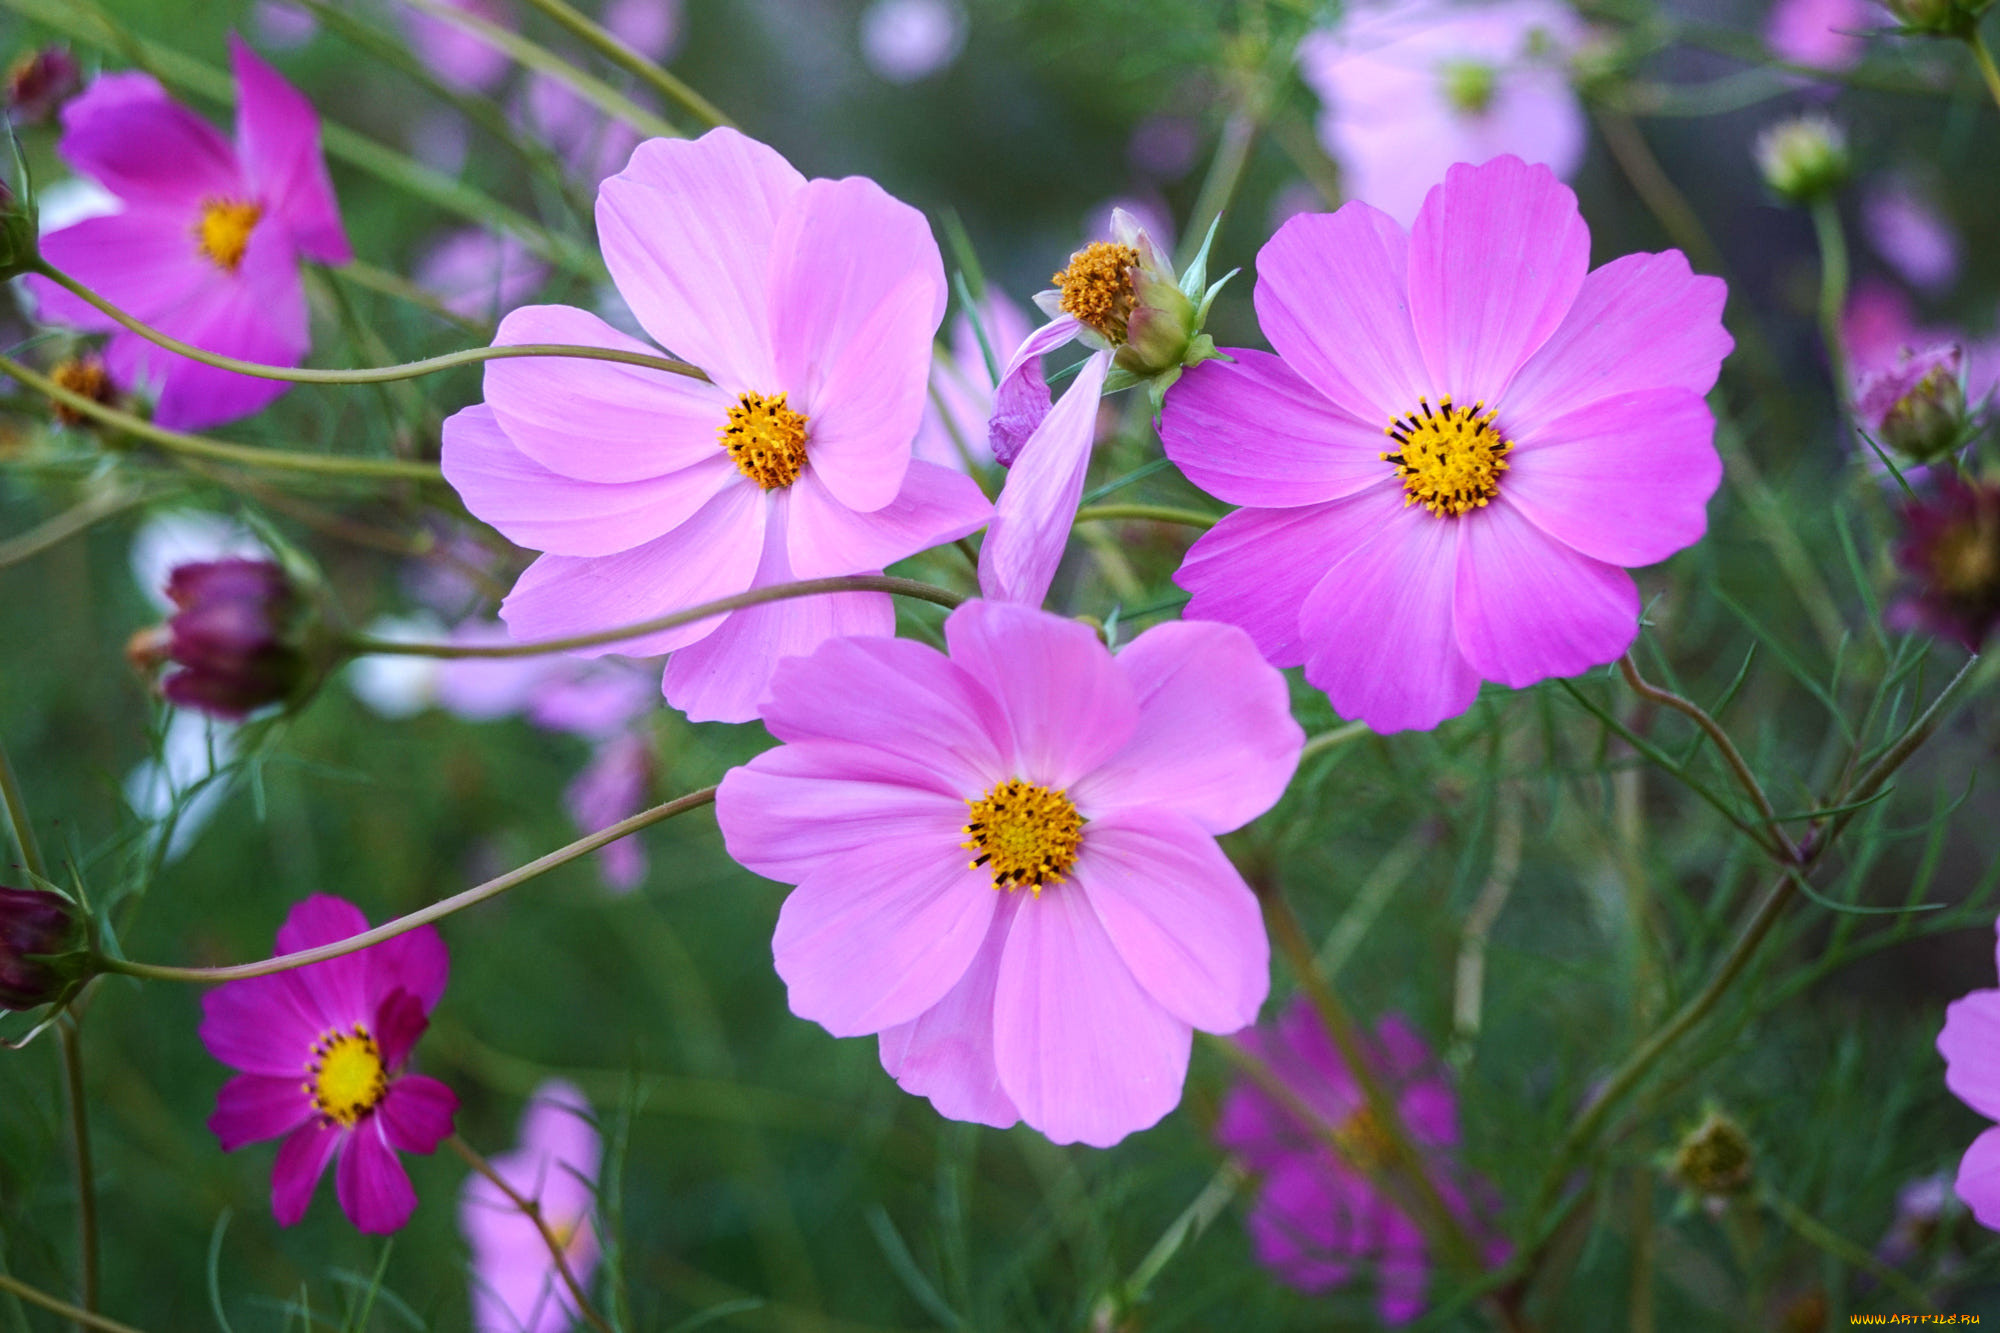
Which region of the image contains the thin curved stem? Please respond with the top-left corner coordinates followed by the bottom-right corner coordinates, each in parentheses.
top-left (448, 1136), bottom-right (615, 1333)
top-left (98, 787), bottom-right (716, 984)
top-left (0, 730), bottom-right (48, 882)
top-left (1072, 503), bottom-right (1219, 531)
top-left (1969, 28), bottom-right (2000, 113)
top-left (30, 265), bottom-right (706, 386)
top-left (0, 488), bottom-right (153, 573)
top-left (1617, 655), bottom-right (1789, 855)
top-left (1810, 195), bottom-right (1852, 407)
top-left (334, 259), bottom-right (490, 336)
top-left (1297, 720), bottom-right (1370, 765)
top-left (515, 0), bottom-right (733, 130)
top-left (0, 1274), bottom-right (144, 1333)
top-left (57, 1017), bottom-right (98, 1323)
top-left (0, 355), bottom-right (445, 483)
top-left (344, 575), bottom-right (967, 660)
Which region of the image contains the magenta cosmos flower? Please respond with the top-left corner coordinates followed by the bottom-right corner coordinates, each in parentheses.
top-left (716, 600), bottom-right (1302, 1146)
top-left (25, 39), bottom-right (350, 430)
top-left (1215, 998), bottom-right (1505, 1324)
top-left (460, 1080), bottom-right (602, 1333)
top-left (1938, 921), bottom-right (2000, 1231)
top-left (1162, 156), bottom-right (1732, 733)
top-left (442, 127), bottom-right (991, 722)
top-left (1298, 0), bottom-right (1585, 227)
top-left (201, 895), bottom-right (456, 1234)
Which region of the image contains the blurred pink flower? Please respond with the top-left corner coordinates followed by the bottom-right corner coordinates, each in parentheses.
top-left (1842, 281), bottom-right (1999, 408)
top-left (26, 40), bottom-right (351, 429)
top-left (717, 600), bottom-right (1302, 1146)
top-left (1215, 999), bottom-right (1506, 1324)
top-left (201, 896), bottom-right (456, 1234)
top-left (1765, 0), bottom-right (1868, 70)
top-left (251, 2), bottom-right (318, 50)
top-left (911, 290), bottom-right (1033, 472)
top-left (1128, 114), bottom-right (1201, 181)
top-left (1890, 473), bottom-right (2000, 651)
top-left (520, 73), bottom-right (642, 188)
top-left (859, 0), bottom-right (967, 83)
top-left (1298, 0), bottom-right (1585, 226)
top-left (416, 228), bottom-right (548, 321)
top-left (603, 0), bottom-right (682, 62)
top-left (1863, 182), bottom-right (1960, 292)
top-left (460, 1080), bottom-right (602, 1333)
top-left (1939, 921), bottom-right (2000, 1229)
top-left (1163, 157), bottom-right (1730, 733)
top-left (442, 128), bottom-right (989, 723)
top-left (400, 0), bottom-right (514, 92)
top-left (565, 733), bottom-right (653, 890)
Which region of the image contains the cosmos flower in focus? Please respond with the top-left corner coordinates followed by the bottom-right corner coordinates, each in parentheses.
top-left (201, 895), bottom-right (457, 1234)
top-left (1298, 0), bottom-right (1585, 226)
top-left (460, 1080), bottom-right (603, 1333)
top-left (442, 127), bottom-right (990, 723)
top-left (1937, 920), bottom-right (2000, 1230)
top-left (1162, 156), bottom-right (1731, 733)
top-left (717, 600), bottom-right (1301, 1147)
top-left (25, 39), bottom-right (350, 429)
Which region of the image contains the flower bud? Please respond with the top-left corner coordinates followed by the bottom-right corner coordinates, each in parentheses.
top-left (49, 354), bottom-right (118, 427)
top-left (1892, 474), bottom-right (2000, 651)
top-left (1855, 343), bottom-right (1970, 462)
top-left (0, 174), bottom-right (37, 282)
top-left (1883, 0), bottom-right (1994, 35)
top-left (0, 886), bottom-right (87, 1010)
top-left (143, 559), bottom-right (318, 719)
top-left (1755, 115), bottom-right (1849, 204)
top-left (4, 47), bottom-right (81, 124)
top-left (1671, 1108), bottom-right (1754, 1197)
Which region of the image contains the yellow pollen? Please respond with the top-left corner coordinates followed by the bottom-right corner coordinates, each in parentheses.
top-left (195, 198), bottom-right (264, 273)
top-left (1381, 396), bottom-right (1513, 517)
top-left (1053, 241), bottom-right (1139, 344)
top-left (303, 1027), bottom-right (388, 1127)
top-left (1332, 1105), bottom-right (1396, 1172)
top-left (961, 778), bottom-right (1084, 894)
top-left (1933, 519), bottom-right (2000, 596)
top-left (719, 391), bottom-right (810, 490)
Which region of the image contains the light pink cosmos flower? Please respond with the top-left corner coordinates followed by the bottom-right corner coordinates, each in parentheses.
top-left (400, 0), bottom-right (514, 92)
top-left (1765, 0), bottom-right (1869, 71)
top-left (460, 1080), bottom-right (603, 1333)
top-left (26, 39), bottom-right (351, 430)
top-left (1863, 181), bottom-right (1960, 292)
top-left (716, 600), bottom-right (1302, 1147)
top-left (1215, 999), bottom-right (1506, 1324)
top-left (415, 228), bottom-right (548, 321)
top-left (519, 73), bottom-right (644, 190)
top-left (1299, 0), bottom-right (1585, 227)
top-left (1938, 920), bottom-right (2000, 1231)
top-left (201, 895), bottom-right (456, 1234)
top-left (1843, 281), bottom-right (1999, 410)
top-left (441, 127), bottom-right (992, 723)
top-left (564, 732), bottom-right (654, 891)
top-left (1162, 156), bottom-right (1732, 733)
top-left (911, 290), bottom-right (1032, 473)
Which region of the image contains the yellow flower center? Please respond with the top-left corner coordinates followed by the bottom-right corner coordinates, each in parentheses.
top-left (1933, 518), bottom-right (2000, 596)
top-left (49, 356), bottom-right (113, 426)
top-left (961, 778), bottom-right (1084, 894)
top-left (1439, 59), bottom-right (1498, 115)
top-left (719, 391), bottom-right (810, 490)
top-left (1381, 396), bottom-right (1513, 517)
top-left (1332, 1105), bottom-right (1395, 1172)
top-left (1053, 241), bottom-right (1139, 344)
top-left (304, 1027), bottom-right (388, 1127)
top-left (195, 198), bottom-right (264, 273)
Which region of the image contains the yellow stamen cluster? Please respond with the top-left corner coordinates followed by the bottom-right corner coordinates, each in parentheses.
top-left (1332, 1106), bottom-right (1396, 1172)
top-left (962, 778), bottom-right (1085, 893)
top-left (195, 198), bottom-right (264, 273)
top-left (719, 391), bottom-right (810, 490)
top-left (304, 1026), bottom-right (388, 1127)
top-left (1053, 241), bottom-right (1139, 344)
top-left (1381, 396), bottom-right (1512, 517)
top-left (49, 355), bottom-right (114, 426)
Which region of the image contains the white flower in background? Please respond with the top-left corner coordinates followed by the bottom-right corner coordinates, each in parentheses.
top-left (124, 712), bottom-right (236, 863)
top-left (344, 613), bottom-right (448, 719)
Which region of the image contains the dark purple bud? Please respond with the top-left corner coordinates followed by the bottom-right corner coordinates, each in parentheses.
top-left (4, 47), bottom-right (80, 124)
top-left (0, 886), bottom-right (85, 1010)
top-left (150, 559), bottom-right (312, 719)
top-left (1891, 475), bottom-right (2000, 652)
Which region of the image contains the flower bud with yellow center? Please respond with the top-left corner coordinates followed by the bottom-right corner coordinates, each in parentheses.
top-left (718, 391), bottom-right (810, 490)
top-left (196, 198), bottom-right (264, 273)
top-left (1671, 1108), bottom-right (1754, 1197)
top-left (1054, 242), bottom-right (1140, 345)
top-left (961, 778), bottom-right (1085, 893)
top-left (1381, 397), bottom-right (1513, 516)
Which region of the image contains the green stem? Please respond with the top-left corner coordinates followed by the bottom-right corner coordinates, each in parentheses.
top-left (31, 265), bottom-right (705, 386)
top-left (345, 575), bottom-right (966, 660)
top-left (1176, 109), bottom-right (1259, 273)
top-left (1760, 1186), bottom-right (1935, 1312)
top-left (447, 1136), bottom-right (615, 1333)
top-left (0, 355), bottom-right (444, 483)
top-left (98, 787), bottom-right (716, 984)
top-left (1810, 195), bottom-right (1852, 408)
top-left (0, 731), bottom-right (49, 883)
top-left (1617, 655), bottom-right (1789, 855)
top-left (397, 0), bottom-right (682, 140)
top-left (1297, 720), bottom-right (1370, 765)
top-left (0, 489), bottom-right (153, 573)
top-left (514, 0), bottom-right (732, 130)
top-left (1072, 503), bottom-right (1219, 531)
top-left (1968, 28), bottom-right (2000, 113)
top-left (57, 1018), bottom-right (98, 1323)
top-left (334, 259), bottom-right (490, 337)
top-left (0, 1274), bottom-right (142, 1333)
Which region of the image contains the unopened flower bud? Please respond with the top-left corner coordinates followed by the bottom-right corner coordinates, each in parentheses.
top-left (1671, 1109), bottom-right (1754, 1196)
top-left (0, 174), bottom-right (36, 281)
top-left (0, 886), bottom-right (87, 1010)
top-left (1892, 474), bottom-right (2000, 651)
top-left (143, 559), bottom-right (319, 719)
top-left (5, 47), bottom-right (81, 124)
top-left (1856, 344), bottom-right (1969, 462)
top-left (1755, 116), bottom-right (1850, 204)
top-left (49, 354), bottom-right (117, 427)
top-left (1883, 0), bottom-right (1994, 35)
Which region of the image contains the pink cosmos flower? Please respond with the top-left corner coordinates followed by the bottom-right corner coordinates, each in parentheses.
top-left (519, 73), bottom-right (643, 189)
top-left (442, 127), bottom-right (991, 722)
top-left (1765, 0), bottom-right (1868, 71)
top-left (25, 39), bottom-right (351, 430)
top-left (1843, 281), bottom-right (1999, 411)
top-left (716, 599), bottom-right (1302, 1147)
top-left (1215, 998), bottom-right (1505, 1324)
top-left (401, 0), bottom-right (514, 92)
top-left (1938, 921), bottom-right (2000, 1231)
top-left (911, 290), bottom-right (1032, 472)
top-left (565, 732), bottom-right (653, 891)
top-left (201, 895), bottom-right (456, 1234)
top-left (1162, 156), bottom-right (1732, 733)
top-left (1863, 181), bottom-right (1960, 292)
top-left (415, 228), bottom-right (548, 321)
top-left (1298, 0), bottom-right (1585, 227)
top-left (460, 1080), bottom-right (603, 1333)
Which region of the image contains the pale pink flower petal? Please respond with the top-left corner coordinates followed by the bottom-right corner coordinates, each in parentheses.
top-left (988, 314), bottom-right (1084, 464)
top-left (1175, 500), bottom-right (1393, 669)
top-left (461, 1081), bottom-right (602, 1333)
top-left (719, 743), bottom-right (972, 884)
top-left (1452, 501), bottom-right (1640, 686)
top-left (785, 461), bottom-right (990, 581)
top-left (877, 893), bottom-right (1023, 1130)
top-left (1767, 0), bottom-right (1867, 70)
top-left (1955, 1126), bottom-right (2000, 1231)
top-left (977, 348), bottom-right (1111, 606)
top-left (1941, 990), bottom-right (2000, 1123)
